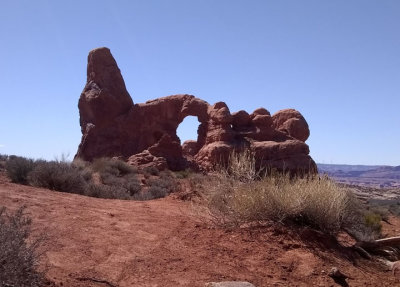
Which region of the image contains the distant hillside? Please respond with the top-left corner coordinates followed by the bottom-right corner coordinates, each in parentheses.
top-left (317, 163), bottom-right (400, 188)
top-left (317, 163), bottom-right (387, 173)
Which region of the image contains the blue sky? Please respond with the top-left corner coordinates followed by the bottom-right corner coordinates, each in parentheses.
top-left (0, 0), bottom-right (399, 165)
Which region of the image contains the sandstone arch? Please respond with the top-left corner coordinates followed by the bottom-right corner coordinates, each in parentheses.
top-left (76, 47), bottom-right (317, 174)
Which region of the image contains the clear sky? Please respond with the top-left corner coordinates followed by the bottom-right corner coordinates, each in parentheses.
top-left (0, 0), bottom-right (399, 165)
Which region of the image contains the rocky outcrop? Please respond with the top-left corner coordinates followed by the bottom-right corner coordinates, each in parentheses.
top-left (76, 47), bottom-right (317, 174)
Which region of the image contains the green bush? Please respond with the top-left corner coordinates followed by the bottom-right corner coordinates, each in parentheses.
top-left (364, 212), bottom-right (382, 236)
top-left (0, 206), bottom-right (45, 287)
top-left (5, 156), bottom-right (36, 184)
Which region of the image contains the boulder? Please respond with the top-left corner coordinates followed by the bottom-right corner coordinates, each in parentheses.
top-left (182, 140), bottom-right (199, 156)
top-left (127, 150), bottom-right (167, 171)
top-left (272, 109), bottom-right (310, 142)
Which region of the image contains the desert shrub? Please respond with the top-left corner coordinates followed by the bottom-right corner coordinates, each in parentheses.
top-left (0, 154), bottom-right (8, 168)
top-left (143, 166), bottom-right (160, 176)
top-left (132, 188), bottom-right (168, 201)
top-left (363, 212), bottom-right (382, 236)
top-left (28, 160), bottom-right (88, 194)
top-left (174, 169), bottom-right (193, 179)
top-left (147, 186), bottom-right (168, 199)
top-left (0, 206), bottom-right (44, 287)
top-left (88, 158), bottom-right (142, 199)
top-left (136, 172), bottom-right (179, 200)
top-left (91, 157), bottom-right (136, 177)
top-left (5, 156), bottom-right (36, 184)
top-left (85, 183), bottom-right (132, 200)
top-left (100, 173), bottom-right (141, 196)
top-left (184, 173), bottom-right (209, 200)
top-left (0, 154), bottom-right (7, 170)
top-left (125, 177), bottom-right (142, 196)
top-left (148, 174), bottom-right (177, 193)
top-left (71, 158), bottom-right (93, 181)
top-left (207, 174), bottom-right (370, 236)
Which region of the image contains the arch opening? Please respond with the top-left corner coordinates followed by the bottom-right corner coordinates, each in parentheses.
top-left (177, 116), bottom-right (200, 145)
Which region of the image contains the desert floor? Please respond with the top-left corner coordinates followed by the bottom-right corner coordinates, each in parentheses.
top-left (0, 173), bottom-right (399, 287)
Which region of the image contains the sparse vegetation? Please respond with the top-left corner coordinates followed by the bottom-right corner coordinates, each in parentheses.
top-left (91, 157), bottom-right (137, 177)
top-left (28, 160), bottom-right (88, 195)
top-left (142, 170), bottom-right (179, 200)
top-left (0, 154), bottom-right (7, 170)
top-left (0, 206), bottom-right (44, 287)
top-left (1, 151), bottom-right (385, 241)
top-left (364, 212), bottom-right (382, 236)
top-left (206, 150), bottom-right (382, 240)
top-left (222, 149), bottom-right (260, 182)
top-left (174, 169), bottom-right (193, 179)
top-left (2, 155), bottom-right (189, 201)
top-left (143, 165), bottom-right (160, 177)
top-left (5, 155), bottom-right (36, 184)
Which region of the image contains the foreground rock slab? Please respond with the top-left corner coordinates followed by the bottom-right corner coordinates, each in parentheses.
top-left (76, 47), bottom-right (317, 174)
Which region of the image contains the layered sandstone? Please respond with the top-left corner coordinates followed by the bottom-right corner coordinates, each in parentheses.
top-left (76, 47), bottom-right (317, 174)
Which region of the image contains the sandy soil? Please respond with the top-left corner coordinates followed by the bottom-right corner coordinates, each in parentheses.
top-left (0, 174), bottom-right (399, 287)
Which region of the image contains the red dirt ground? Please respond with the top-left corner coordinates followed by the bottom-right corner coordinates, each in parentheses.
top-left (0, 174), bottom-right (399, 287)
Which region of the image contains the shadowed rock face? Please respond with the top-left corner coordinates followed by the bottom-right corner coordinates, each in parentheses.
top-left (76, 47), bottom-right (317, 174)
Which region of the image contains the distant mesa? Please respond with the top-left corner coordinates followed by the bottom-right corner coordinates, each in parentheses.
top-left (75, 47), bottom-right (317, 174)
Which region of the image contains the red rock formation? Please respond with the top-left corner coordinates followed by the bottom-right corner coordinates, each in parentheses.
top-left (76, 47), bottom-right (317, 174)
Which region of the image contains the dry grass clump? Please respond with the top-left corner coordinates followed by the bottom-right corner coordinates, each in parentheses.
top-left (0, 206), bottom-right (44, 287)
top-left (207, 150), bottom-right (380, 240)
top-left (220, 149), bottom-right (260, 182)
top-left (208, 175), bottom-right (357, 234)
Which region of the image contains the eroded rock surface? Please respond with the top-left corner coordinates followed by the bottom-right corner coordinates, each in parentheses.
top-left (76, 47), bottom-right (317, 174)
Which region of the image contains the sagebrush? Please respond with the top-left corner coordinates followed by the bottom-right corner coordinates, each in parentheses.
top-left (0, 206), bottom-right (45, 287)
top-left (5, 156), bottom-right (36, 184)
top-left (3, 155), bottom-right (184, 200)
